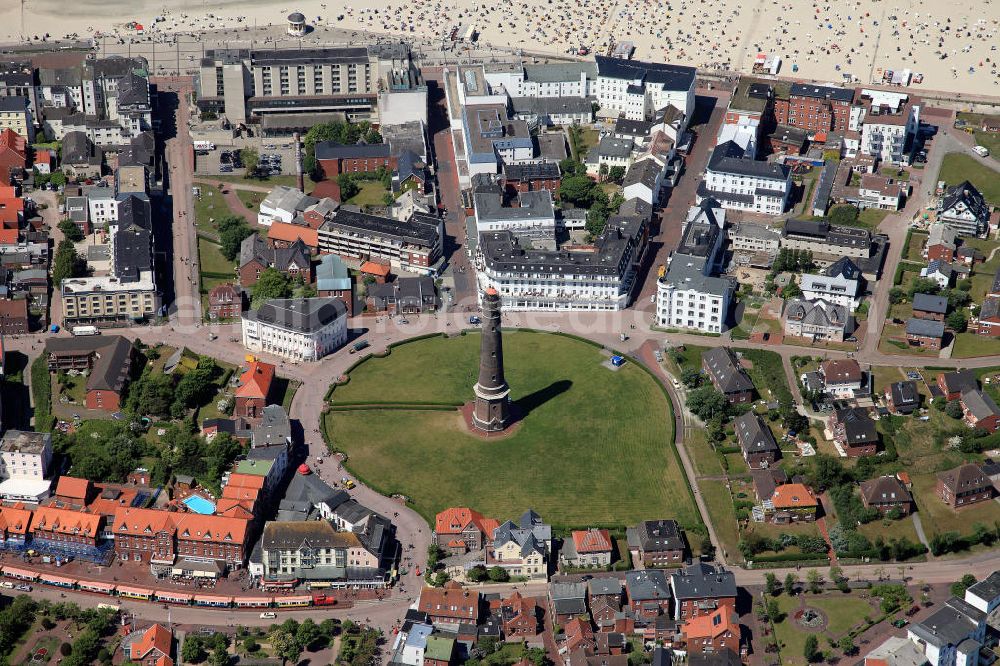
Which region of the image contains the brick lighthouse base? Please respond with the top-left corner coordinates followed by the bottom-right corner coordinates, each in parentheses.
top-left (459, 402), bottom-right (522, 440)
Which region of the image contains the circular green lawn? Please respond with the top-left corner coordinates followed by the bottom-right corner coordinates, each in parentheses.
top-left (323, 330), bottom-right (698, 529)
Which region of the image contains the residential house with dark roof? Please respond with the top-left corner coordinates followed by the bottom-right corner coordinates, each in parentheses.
top-left (238, 234), bottom-right (311, 287)
top-left (624, 569), bottom-right (672, 619)
top-left (964, 571), bottom-right (1000, 614)
top-left (960, 389), bottom-right (1000, 433)
top-left (859, 475), bottom-right (914, 516)
top-left (937, 370), bottom-right (978, 402)
top-left (976, 295), bottom-right (1000, 336)
top-left (44, 336), bottom-right (134, 412)
top-left (498, 591), bottom-right (540, 638)
top-left (490, 520), bottom-right (547, 580)
top-left (885, 380), bottom-right (920, 414)
top-left (0, 298), bottom-right (28, 335)
top-left (732, 412), bottom-right (780, 469)
top-left (315, 254), bottom-right (353, 315)
top-left (938, 180), bottom-right (991, 238)
top-left (669, 563), bottom-right (737, 621)
top-left (936, 463), bottom-right (994, 508)
top-left (925, 222), bottom-right (958, 263)
top-left (701, 347), bottom-right (754, 403)
top-left (750, 467), bottom-right (788, 503)
top-left (61, 130), bottom-right (102, 179)
top-left (588, 578), bottom-right (624, 627)
top-left (912, 293), bottom-right (948, 321)
top-left (502, 161), bottom-right (561, 196)
top-left (906, 597), bottom-right (985, 665)
top-left (906, 316), bottom-right (945, 350)
top-left (314, 141), bottom-right (397, 179)
top-left (819, 358), bottom-right (864, 398)
top-left (830, 407), bottom-right (879, 457)
top-left (782, 297), bottom-right (850, 342)
top-left (626, 519), bottom-right (686, 567)
top-left (549, 581), bottom-right (588, 623)
top-left (367, 276), bottom-right (437, 314)
top-left (207, 284), bottom-right (242, 320)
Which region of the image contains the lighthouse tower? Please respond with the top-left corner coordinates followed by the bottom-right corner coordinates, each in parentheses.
top-left (472, 288), bottom-right (511, 432)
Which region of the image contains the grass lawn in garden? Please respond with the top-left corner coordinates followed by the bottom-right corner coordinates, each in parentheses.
top-left (193, 186), bottom-right (232, 235)
top-left (206, 173), bottom-right (313, 192)
top-left (739, 348), bottom-right (793, 404)
top-left (880, 410), bottom-right (969, 476)
top-left (859, 207), bottom-right (892, 228)
top-left (870, 365), bottom-right (907, 393)
top-left (664, 344), bottom-right (708, 377)
top-left (953, 334), bottom-right (1000, 358)
top-left (324, 331), bottom-right (697, 529)
top-left (346, 180), bottom-right (391, 207)
top-left (956, 114), bottom-right (1000, 161)
top-left (274, 378), bottom-right (301, 411)
top-left (699, 480), bottom-right (740, 561)
top-left (55, 373), bottom-right (87, 406)
top-left (906, 231), bottom-right (928, 261)
top-left (771, 593), bottom-right (875, 665)
top-left (686, 428), bottom-right (724, 477)
top-left (856, 515), bottom-right (922, 544)
top-left (198, 237), bottom-right (235, 276)
top-left (938, 153), bottom-right (1000, 205)
top-left (911, 472), bottom-right (1000, 535)
top-left (236, 188), bottom-right (266, 211)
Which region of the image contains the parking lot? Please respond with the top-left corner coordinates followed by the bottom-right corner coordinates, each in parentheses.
top-left (193, 138), bottom-right (299, 177)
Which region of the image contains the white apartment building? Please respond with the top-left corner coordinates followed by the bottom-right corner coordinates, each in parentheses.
top-left (258, 520), bottom-right (381, 581)
top-left (242, 298), bottom-right (348, 362)
top-left (475, 229), bottom-right (638, 311)
top-left (317, 210), bottom-right (443, 276)
top-left (483, 62), bottom-right (597, 98)
top-left (800, 257), bottom-right (862, 310)
top-left (61, 272), bottom-right (159, 323)
top-left (655, 201), bottom-right (734, 333)
top-left (856, 89), bottom-right (919, 166)
top-left (0, 430), bottom-right (54, 503)
top-left (728, 222), bottom-right (780, 255)
top-left (86, 188), bottom-right (118, 227)
top-left (593, 56), bottom-right (696, 127)
top-left (698, 141), bottom-right (791, 215)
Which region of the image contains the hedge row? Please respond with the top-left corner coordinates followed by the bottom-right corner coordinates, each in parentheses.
top-left (332, 400), bottom-right (464, 407)
top-left (328, 404), bottom-right (457, 412)
top-left (30, 355), bottom-right (54, 432)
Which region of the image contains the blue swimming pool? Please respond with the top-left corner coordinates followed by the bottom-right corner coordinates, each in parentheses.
top-left (182, 495), bottom-right (216, 514)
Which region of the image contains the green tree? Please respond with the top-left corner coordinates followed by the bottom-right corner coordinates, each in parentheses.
top-left (782, 275), bottom-right (802, 299)
top-left (765, 572), bottom-right (779, 596)
top-left (951, 573), bottom-right (977, 597)
top-left (685, 386), bottom-right (729, 421)
top-left (242, 637), bottom-right (259, 654)
top-left (946, 399), bottom-right (964, 419)
top-left (182, 638), bottom-right (207, 664)
top-left (559, 158), bottom-right (585, 177)
top-left (889, 287), bottom-right (906, 304)
top-left (558, 175), bottom-right (597, 206)
top-left (806, 569), bottom-right (823, 594)
top-left (700, 535), bottom-right (716, 560)
top-left (337, 173), bottom-right (360, 200)
top-left (52, 239), bottom-right (86, 284)
top-left (838, 636), bottom-right (857, 656)
top-left (946, 310), bottom-right (968, 333)
top-left (268, 629), bottom-right (301, 666)
top-left (765, 598), bottom-right (782, 623)
top-left (680, 368), bottom-right (702, 388)
top-left (217, 215), bottom-right (253, 261)
top-left (251, 268), bottom-right (293, 307)
top-left (784, 572), bottom-right (797, 596)
top-left (467, 565), bottom-right (488, 582)
top-left (827, 204), bottom-right (860, 226)
top-left (803, 635), bottom-right (820, 663)
top-left (908, 277), bottom-right (941, 298)
top-left (58, 219), bottom-right (85, 242)
top-left (127, 371), bottom-right (175, 418)
top-left (488, 566), bottom-right (510, 582)
top-left (209, 645), bottom-right (229, 666)
top-left (50, 171), bottom-right (67, 188)
top-left (240, 148), bottom-right (259, 176)
top-left (607, 166), bottom-right (626, 183)
top-left (296, 618), bottom-right (323, 652)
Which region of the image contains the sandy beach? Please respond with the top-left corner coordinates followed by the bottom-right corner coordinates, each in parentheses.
top-left (1, 0), bottom-right (998, 95)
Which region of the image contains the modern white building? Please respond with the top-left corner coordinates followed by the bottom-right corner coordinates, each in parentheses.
top-left (242, 298), bottom-right (348, 362)
top-left (728, 222), bottom-right (781, 255)
top-left (593, 56), bottom-right (696, 128)
top-left (483, 61), bottom-right (597, 98)
top-left (964, 572), bottom-right (1000, 614)
top-left (800, 257), bottom-right (862, 310)
top-left (655, 200), bottom-right (735, 333)
top-left (622, 156), bottom-right (666, 206)
top-left (907, 597), bottom-right (984, 666)
top-left (698, 141), bottom-right (791, 215)
top-left (855, 89), bottom-right (919, 166)
top-left (0, 430), bottom-right (54, 503)
top-left (938, 181), bottom-right (991, 238)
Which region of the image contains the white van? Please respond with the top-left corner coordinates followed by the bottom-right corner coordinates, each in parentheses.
top-left (260, 612), bottom-right (277, 619)
top-left (973, 145), bottom-right (990, 157)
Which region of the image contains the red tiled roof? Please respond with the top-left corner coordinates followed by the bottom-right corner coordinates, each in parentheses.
top-left (114, 507), bottom-right (174, 537)
top-left (360, 261), bottom-right (390, 277)
top-left (234, 360), bottom-right (275, 400)
top-left (418, 586), bottom-right (481, 621)
top-left (682, 608), bottom-right (739, 642)
top-left (572, 528), bottom-right (612, 554)
top-left (225, 473), bottom-right (265, 490)
top-left (435, 507), bottom-right (499, 537)
top-left (268, 221), bottom-right (318, 248)
top-left (0, 506), bottom-right (32, 535)
top-left (55, 476), bottom-right (92, 501)
top-left (0, 228), bottom-right (18, 244)
top-left (770, 483), bottom-right (817, 509)
top-left (31, 506), bottom-right (102, 538)
top-left (0, 129), bottom-right (26, 156)
top-left (130, 624), bottom-right (172, 662)
top-left (220, 485), bottom-right (260, 502)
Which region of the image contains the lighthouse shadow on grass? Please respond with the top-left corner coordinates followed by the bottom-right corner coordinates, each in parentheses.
top-left (512, 380), bottom-right (572, 421)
